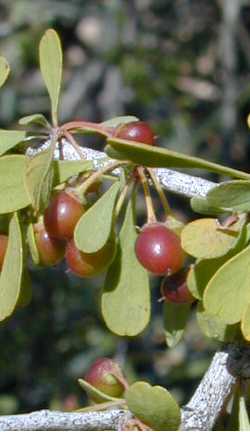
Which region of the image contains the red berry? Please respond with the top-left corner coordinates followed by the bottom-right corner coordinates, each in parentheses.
top-left (34, 224), bottom-right (65, 267)
top-left (85, 358), bottom-right (126, 401)
top-left (65, 238), bottom-right (115, 278)
top-left (113, 121), bottom-right (156, 145)
top-left (0, 234), bottom-right (8, 271)
top-left (161, 270), bottom-right (194, 304)
top-left (44, 191), bottom-right (85, 240)
top-left (135, 223), bottom-right (184, 275)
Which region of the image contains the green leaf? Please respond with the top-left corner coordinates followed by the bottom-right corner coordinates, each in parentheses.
top-left (197, 303), bottom-right (238, 342)
top-left (0, 213), bottom-right (24, 321)
top-left (125, 381), bottom-right (181, 431)
top-left (191, 196), bottom-right (226, 216)
top-left (0, 57), bottom-right (10, 88)
top-left (53, 160), bottom-right (92, 185)
top-left (25, 145), bottom-right (54, 213)
top-left (239, 393), bottom-right (250, 431)
top-left (19, 113), bottom-right (50, 128)
top-left (75, 182), bottom-right (120, 253)
top-left (164, 301), bottom-right (191, 347)
top-left (206, 180), bottom-right (250, 212)
top-left (204, 245), bottom-right (250, 324)
top-left (27, 223), bottom-right (40, 265)
top-left (181, 217), bottom-right (243, 259)
top-left (39, 29), bottom-right (63, 125)
top-left (102, 201), bottom-right (150, 336)
top-left (187, 257), bottom-right (226, 300)
top-left (105, 139), bottom-right (250, 179)
top-left (101, 116), bottom-right (139, 128)
top-left (0, 155), bottom-right (31, 213)
top-left (241, 304), bottom-right (250, 341)
top-left (0, 130), bottom-right (26, 156)
top-left (78, 378), bottom-right (120, 403)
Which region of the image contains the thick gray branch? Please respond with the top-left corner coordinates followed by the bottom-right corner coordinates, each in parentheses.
top-left (27, 138), bottom-right (216, 198)
top-left (1, 344), bottom-right (250, 431)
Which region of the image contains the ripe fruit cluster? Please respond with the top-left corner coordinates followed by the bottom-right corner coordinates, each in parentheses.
top-left (0, 120), bottom-right (191, 302)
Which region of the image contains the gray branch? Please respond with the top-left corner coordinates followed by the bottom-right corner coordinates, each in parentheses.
top-left (2, 343), bottom-right (250, 431)
top-left (26, 138), bottom-right (216, 198)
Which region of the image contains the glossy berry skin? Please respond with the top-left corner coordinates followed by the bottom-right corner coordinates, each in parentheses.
top-left (44, 191), bottom-right (85, 240)
top-left (85, 358), bottom-right (125, 400)
top-left (113, 121), bottom-right (155, 145)
top-left (65, 238), bottom-right (115, 278)
top-left (0, 235), bottom-right (8, 271)
top-left (135, 223), bottom-right (184, 276)
top-left (34, 224), bottom-right (65, 267)
top-left (162, 270), bottom-right (194, 304)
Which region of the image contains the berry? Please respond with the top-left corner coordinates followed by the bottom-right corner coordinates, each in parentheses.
top-left (113, 121), bottom-right (156, 145)
top-left (85, 358), bottom-right (126, 401)
top-left (65, 237), bottom-right (116, 278)
top-left (34, 224), bottom-right (65, 267)
top-left (135, 223), bottom-right (184, 275)
top-left (161, 270), bottom-right (194, 304)
top-left (0, 234), bottom-right (8, 271)
top-left (44, 191), bottom-right (85, 240)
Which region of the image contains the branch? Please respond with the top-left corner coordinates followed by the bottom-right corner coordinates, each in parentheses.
top-left (2, 343), bottom-right (250, 431)
top-left (26, 138), bottom-right (216, 198)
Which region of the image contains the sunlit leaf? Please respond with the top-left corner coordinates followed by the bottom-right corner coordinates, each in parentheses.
top-left (206, 180), bottom-right (250, 212)
top-left (102, 201), bottom-right (150, 336)
top-left (0, 130), bottom-right (26, 156)
top-left (75, 182), bottom-right (120, 253)
top-left (39, 29), bottom-right (63, 125)
top-left (125, 381), bottom-right (181, 431)
top-left (105, 139), bottom-right (250, 179)
top-left (197, 304), bottom-right (238, 342)
top-left (0, 213), bottom-right (24, 320)
top-left (204, 246), bottom-right (250, 324)
top-left (53, 160), bottom-right (92, 185)
top-left (0, 57), bottom-right (10, 88)
top-left (0, 155), bottom-right (31, 213)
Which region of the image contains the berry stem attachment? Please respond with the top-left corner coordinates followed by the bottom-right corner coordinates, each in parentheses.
top-left (75, 161), bottom-right (129, 198)
top-left (137, 166), bottom-right (156, 223)
top-left (147, 168), bottom-right (172, 217)
top-left (63, 130), bottom-right (85, 159)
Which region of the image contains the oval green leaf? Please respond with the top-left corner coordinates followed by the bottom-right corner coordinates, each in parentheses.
top-left (39, 29), bottom-right (63, 125)
top-left (75, 181), bottom-right (120, 253)
top-left (204, 245), bottom-right (250, 324)
top-left (197, 304), bottom-right (238, 342)
top-left (241, 303), bottom-right (250, 341)
top-left (0, 155), bottom-right (31, 213)
top-left (125, 381), bottom-right (181, 431)
top-left (206, 180), bottom-right (250, 212)
top-left (53, 160), bottom-right (92, 185)
top-left (101, 201), bottom-right (150, 336)
top-left (0, 130), bottom-right (26, 156)
top-left (25, 145), bottom-right (54, 213)
top-left (164, 301), bottom-right (191, 347)
top-left (101, 116), bottom-right (139, 128)
top-left (19, 113), bottom-right (50, 128)
top-left (0, 57), bottom-right (10, 88)
top-left (78, 379), bottom-right (120, 403)
top-left (106, 139), bottom-right (250, 179)
top-left (0, 213), bottom-right (24, 321)
top-left (191, 196), bottom-right (226, 216)
top-left (181, 217), bottom-right (242, 259)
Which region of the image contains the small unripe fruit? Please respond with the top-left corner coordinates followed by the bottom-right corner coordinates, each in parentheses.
top-left (162, 270), bottom-right (195, 304)
top-left (34, 224), bottom-right (65, 266)
top-left (135, 223), bottom-right (184, 275)
top-left (44, 191), bottom-right (85, 240)
top-left (65, 237), bottom-right (116, 278)
top-left (0, 234), bottom-right (8, 271)
top-left (113, 121), bottom-right (156, 146)
top-left (85, 358), bottom-right (126, 400)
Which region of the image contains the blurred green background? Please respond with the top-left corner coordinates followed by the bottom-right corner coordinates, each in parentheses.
top-left (0, 0), bottom-right (249, 417)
